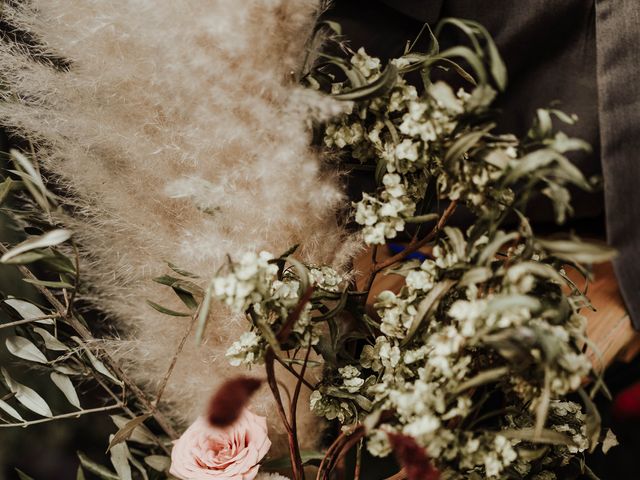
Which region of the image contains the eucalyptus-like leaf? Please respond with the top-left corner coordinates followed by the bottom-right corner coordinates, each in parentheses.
top-left (444, 127), bottom-right (491, 166)
top-left (1, 229), bottom-right (72, 263)
top-left (0, 177), bottom-right (19, 206)
top-left (10, 149), bottom-right (54, 213)
top-left (109, 436), bottom-right (132, 480)
top-left (453, 366), bottom-right (509, 394)
top-left (15, 469), bottom-right (34, 480)
top-left (578, 387), bottom-right (602, 453)
top-left (110, 415), bottom-right (156, 445)
top-left (146, 300), bottom-right (190, 317)
top-left (405, 213), bottom-right (439, 224)
top-left (1, 367), bottom-right (52, 417)
top-left (33, 327), bottom-right (69, 351)
top-left (403, 279), bottom-right (456, 346)
top-left (536, 238), bottom-right (617, 264)
top-left (332, 63), bottom-right (398, 101)
top-left (499, 427), bottom-right (577, 446)
top-left (6, 336), bottom-right (48, 364)
top-left (262, 450), bottom-right (325, 470)
top-left (3, 299), bottom-right (53, 325)
top-left (76, 466), bottom-right (86, 480)
top-left (0, 398), bottom-right (24, 421)
top-left (144, 455), bottom-right (171, 472)
top-left (72, 337), bottom-right (122, 386)
top-left (167, 261), bottom-right (200, 278)
top-left (323, 386), bottom-right (372, 411)
top-left (50, 372), bottom-right (81, 409)
top-left (107, 414), bottom-right (152, 452)
top-left (78, 452), bottom-right (119, 480)
top-left (195, 283), bottom-right (213, 344)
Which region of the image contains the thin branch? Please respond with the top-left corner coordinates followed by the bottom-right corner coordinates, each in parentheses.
top-left (0, 242), bottom-right (179, 439)
top-left (0, 314), bottom-right (60, 330)
top-left (154, 314), bottom-right (197, 406)
top-left (289, 344), bottom-right (312, 480)
top-left (0, 403), bottom-right (122, 428)
top-left (363, 200), bottom-right (458, 295)
top-left (274, 354), bottom-right (315, 391)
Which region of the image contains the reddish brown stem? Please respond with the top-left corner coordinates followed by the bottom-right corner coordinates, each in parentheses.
top-left (363, 201), bottom-right (458, 295)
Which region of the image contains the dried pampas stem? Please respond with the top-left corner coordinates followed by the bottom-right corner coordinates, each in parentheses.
top-left (0, 0), bottom-right (357, 448)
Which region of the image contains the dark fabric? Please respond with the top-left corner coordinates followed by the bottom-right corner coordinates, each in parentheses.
top-left (325, 1), bottom-right (640, 328)
top-left (594, 0), bottom-right (640, 329)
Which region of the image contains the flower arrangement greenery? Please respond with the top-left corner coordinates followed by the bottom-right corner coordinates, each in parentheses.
top-left (0, 13), bottom-right (618, 480)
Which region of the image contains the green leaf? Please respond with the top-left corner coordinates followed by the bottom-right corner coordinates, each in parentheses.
top-left (262, 450), bottom-right (325, 470)
top-left (405, 213), bottom-right (439, 224)
top-left (10, 149), bottom-right (55, 213)
top-left (167, 262), bottom-right (200, 278)
top-left (109, 437), bottom-right (132, 480)
top-left (445, 127), bottom-right (492, 165)
top-left (403, 279), bottom-right (456, 346)
top-left (453, 367), bottom-right (509, 394)
top-left (3, 299), bottom-right (53, 325)
top-left (107, 414), bottom-right (152, 452)
top-left (72, 337), bottom-right (122, 386)
top-left (33, 327), bottom-right (69, 352)
top-left (77, 452), bottom-right (119, 480)
top-left (323, 386), bottom-right (372, 411)
top-left (332, 64), bottom-right (398, 101)
top-left (6, 336), bottom-right (48, 364)
top-left (477, 231), bottom-right (519, 265)
top-left (146, 300), bottom-right (190, 317)
top-left (536, 238), bottom-right (617, 264)
top-left (499, 428), bottom-right (577, 447)
top-left (1, 229), bottom-right (72, 263)
top-left (578, 387), bottom-right (602, 453)
top-left (195, 283), bottom-right (213, 344)
top-left (1, 367), bottom-right (52, 417)
top-left (76, 466), bottom-right (86, 480)
top-left (144, 455), bottom-right (171, 472)
top-left (438, 46), bottom-right (487, 85)
top-left (0, 177), bottom-right (20, 206)
top-left (0, 398), bottom-right (24, 421)
top-left (15, 469), bottom-right (35, 480)
top-left (0, 250), bottom-right (51, 265)
top-left (110, 415), bottom-right (156, 445)
top-left (50, 372), bottom-right (81, 409)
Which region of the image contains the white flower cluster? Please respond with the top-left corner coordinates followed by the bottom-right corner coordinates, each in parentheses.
top-left (324, 48), bottom-right (517, 245)
top-left (213, 251), bottom-right (278, 313)
top-left (308, 225), bottom-right (596, 478)
top-left (220, 253), bottom-right (347, 366)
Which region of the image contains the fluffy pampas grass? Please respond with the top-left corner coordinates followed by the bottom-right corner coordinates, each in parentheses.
top-left (0, 0), bottom-right (356, 446)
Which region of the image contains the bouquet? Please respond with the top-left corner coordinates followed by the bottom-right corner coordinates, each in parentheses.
top-left (0, 2), bottom-right (618, 480)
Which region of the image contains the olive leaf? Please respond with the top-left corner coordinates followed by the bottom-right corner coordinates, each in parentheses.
top-left (107, 414), bottom-right (153, 452)
top-left (33, 327), bottom-right (69, 352)
top-left (0, 398), bottom-right (24, 421)
top-left (5, 336), bottom-right (48, 364)
top-left (3, 298), bottom-right (53, 325)
top-left (144, 455), bottom-right (171, 472)
top-left (108, 436), bottom-right (133, 480)
top-left (1, 229), bottom-right (72, 263)
top-left (50, 372), bottom-right (81, 409)
top-left (1, 367), bottom-right (52, 417)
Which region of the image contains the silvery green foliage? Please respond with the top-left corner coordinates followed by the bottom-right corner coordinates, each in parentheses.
top-left (217, 19), bottom-right (616, 479)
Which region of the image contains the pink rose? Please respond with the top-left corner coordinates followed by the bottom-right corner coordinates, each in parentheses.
top-left (170, 409), bottom-right (272, 480)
